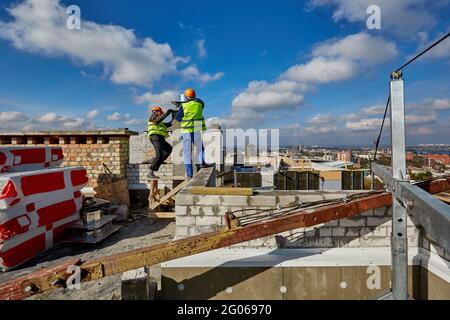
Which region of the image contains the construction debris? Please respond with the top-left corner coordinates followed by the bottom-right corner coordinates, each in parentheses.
top-left (63, 197), bottom-right (122, 244)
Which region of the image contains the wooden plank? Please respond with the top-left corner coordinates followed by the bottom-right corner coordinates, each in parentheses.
top-left (433, 193), bottom-right (450, 204)
top-left (148, 180), bottom-right (160, 209)
top-left (154, 176), bottom-right (187, 181)
top-left (0, 192), bottom-right (392, 300)
top-left (148, 212), bottom-right (176, 219)
top-left (149, 179), bottom-right (190, 210)
top-left (190, 186), bottom-right (253, 196)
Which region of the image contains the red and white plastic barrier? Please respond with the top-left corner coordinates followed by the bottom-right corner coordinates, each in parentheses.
top-left (0, 213), bottom-right (79, 271)
top-left (0, 191), bottom-right (83, 241)
top-left (0, 147), bottom-right (64, 173)
top-left (0, 167), bottom-right (88, 210)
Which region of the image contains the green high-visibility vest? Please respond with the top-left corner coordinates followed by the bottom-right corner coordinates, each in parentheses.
top-left (147, 121), bottom-right (168, 138)
top-left (181, 100), bottom-right (206, 133)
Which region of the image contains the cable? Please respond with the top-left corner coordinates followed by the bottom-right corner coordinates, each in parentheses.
top-left (370, 31), bottom-right (450, 168)
top-left (373, 95), bottom-right (391, 162)
top-left (233, 191), bottom-right (384, 226)
top-left (395, 32), bottom-right (450, 72)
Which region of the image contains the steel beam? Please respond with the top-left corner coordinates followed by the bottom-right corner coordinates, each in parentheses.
top-left (0, 192), bottom-right (392, 300)
top-left (389, 76), bottom-right (408, 300)
top-left (398, 183), bottom-right (450, 251)
top-left (372, 164), bottom-right (450, 253)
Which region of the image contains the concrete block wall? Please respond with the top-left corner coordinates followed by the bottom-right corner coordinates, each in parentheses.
top-left (127, 163), bottom-right (174, 190)
top-left (174, 169), bottom-right (427, 253)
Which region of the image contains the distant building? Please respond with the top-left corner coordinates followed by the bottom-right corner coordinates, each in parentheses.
top-left (406, 151), bottom-right (415, 161)
top-left (424, 154), bottom-right (450, 166)
top-left (337, 151), bottom-right (351, 162)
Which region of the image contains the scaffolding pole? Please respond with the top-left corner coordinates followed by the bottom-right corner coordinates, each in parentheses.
top-left (389, 73), bottom-right (408, 300)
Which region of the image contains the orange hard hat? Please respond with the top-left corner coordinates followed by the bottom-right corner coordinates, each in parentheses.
top-left (184, 88), bottom-right (196, 99)
top-left (151, 106), bottom-right (163, 113)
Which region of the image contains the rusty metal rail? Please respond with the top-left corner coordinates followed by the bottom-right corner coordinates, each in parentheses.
top-left (0, 192), bottom-right (392, 300)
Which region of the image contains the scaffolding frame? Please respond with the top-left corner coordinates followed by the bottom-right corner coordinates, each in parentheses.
top-left (372, 73), bottom-right (450, 300)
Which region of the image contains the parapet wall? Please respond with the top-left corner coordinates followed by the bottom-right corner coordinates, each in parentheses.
top-left (173, 168), bottom-right (450, 262)
top-left (0, 130), bottom-right (137, 188)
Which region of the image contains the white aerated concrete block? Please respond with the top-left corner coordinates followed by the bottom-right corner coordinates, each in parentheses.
top-left (176, 226), bottom-right (189, 238)
top-left (278, 195), bottom-right (298, 207)
top-left (175, 205), bottom-right (187, 216)
top-left (319, 227), bottom-right (332, 237)
top-left (367, 217), bottom-right (390, 227)
top-left (249, 196), bottom-right (277, 207)
top-left (221, 196), bottom-right (249, 206)
top-left (332, 227), bottom-right (346, 237)
top-left (196, 195), bottom-right (221, 206)
top-left (339, 217), bottom-right (366, 227)
top-left (196, 216), bottom-right (222, 226)
top-left (176, 216), bottom-right (196, 226)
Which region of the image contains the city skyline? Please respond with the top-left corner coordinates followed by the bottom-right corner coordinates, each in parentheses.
top-left (0, 0), bottom-right (449, 146)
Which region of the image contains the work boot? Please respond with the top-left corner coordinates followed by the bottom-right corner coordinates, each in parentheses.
top-left (148, 170), bottom-right (159, 180)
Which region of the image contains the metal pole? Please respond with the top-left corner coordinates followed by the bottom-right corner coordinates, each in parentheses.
top-left (389, 72), bottom-right (408, 300)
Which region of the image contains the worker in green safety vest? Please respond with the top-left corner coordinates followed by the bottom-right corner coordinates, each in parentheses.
top-left (143, 106), bottom-right (173, 179)
top-left (175, 88), bottom-right (210, 178)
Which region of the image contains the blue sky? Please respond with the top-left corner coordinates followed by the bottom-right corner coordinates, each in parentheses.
top-left (0, 0), bottom-right (449, 146)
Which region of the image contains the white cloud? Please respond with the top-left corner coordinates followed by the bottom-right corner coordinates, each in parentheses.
top-left (86, 109), bottom-right (99, 119)
top-left (425, 98), bottom-right (450, 110)
top-left (409, 126), bottom-right (434, 135)
top-left (282, 57), bottom-right (358, 84)
top-left (36, 112), bottom-right (59, 123)
top-left (135, 90), bottom-right (179, 106)
top-left (360, 104), bottom-right (385, 115)
top-left (307, 0), bottom-right (440, 37)
top-left (196, 39), bottom-right (207, 58)
top-left (124, 118), bottom-right (146, 126)
top-left (232, 80), bottom-right (306, 111)
top-left (344, 118), bottom-right (383, 131)
top-left (107, 112), bottom-right (125, 121)
top-left (0, 111), bottom-right (29, 122)
top-left (0, 0), bottom-right (223, 87)
top-left (180, 65), bottom-right (224, 84)
top-left (307, 113), bottom-right (334, 125)
top-left (206, 109), bottom-right (266, 128)
top-left (229, 32), bottom-right (396, 128)
top-left (282, 33), bottom-right (397, 84)
top-left (405, 111), bottom-right (437, 125)
top-left (0, 109), bottom-right (96, 131)
top-left (63, 117), bottom-right (85, 128)
top-left (311, 33), bottom-right (398, 65)
top-left (305, 124), bottom-right (338, 134)
top-left (106, 111), bottom-right (143, 126)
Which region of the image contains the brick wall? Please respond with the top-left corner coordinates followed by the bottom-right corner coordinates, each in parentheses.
top-left (0, 130), bottom-right (137, 188)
